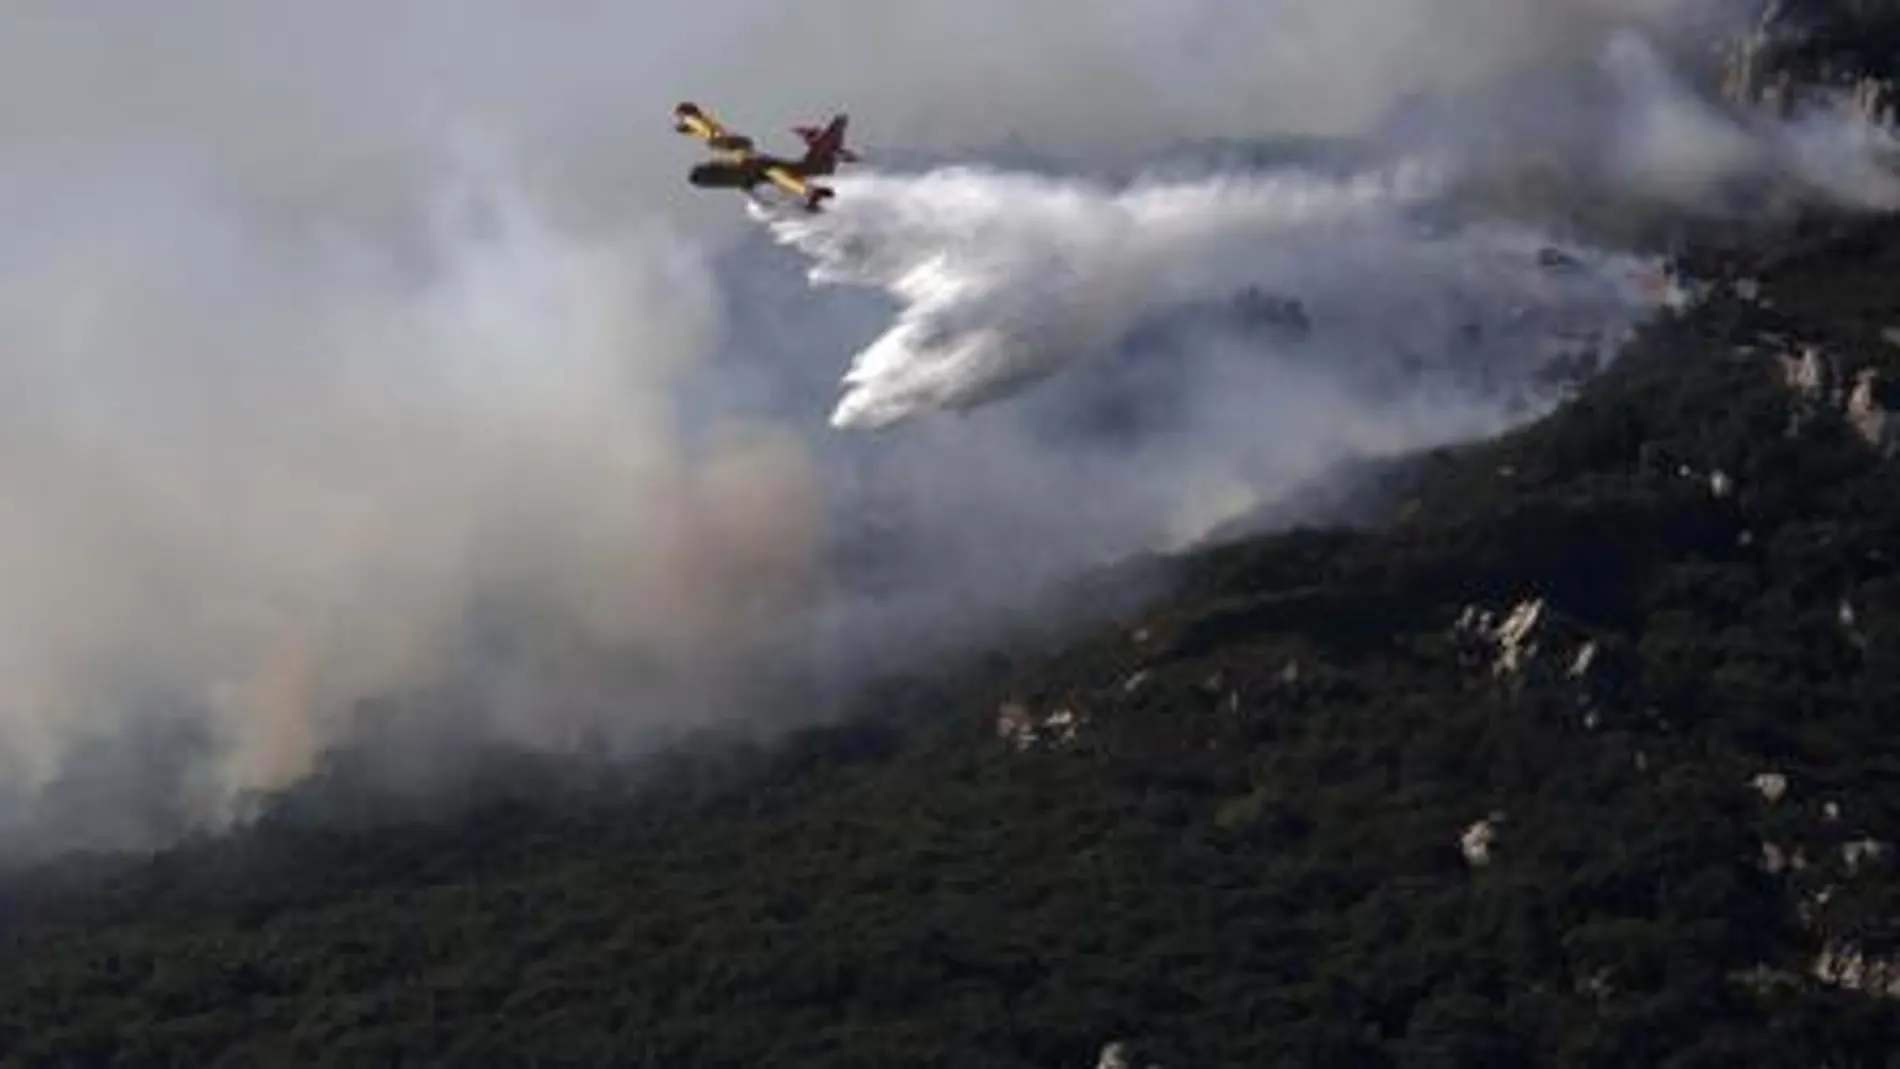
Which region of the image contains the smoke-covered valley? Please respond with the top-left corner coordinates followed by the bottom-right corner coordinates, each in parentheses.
top-left (0, 0), bottom-right (1896, 860)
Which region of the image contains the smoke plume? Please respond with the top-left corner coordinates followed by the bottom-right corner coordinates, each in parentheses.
top-left (0, 146), bottom-right (820, 849)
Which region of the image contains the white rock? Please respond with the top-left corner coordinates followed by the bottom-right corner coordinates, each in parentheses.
top-left (1751, 771), bottom-right (1789, 803)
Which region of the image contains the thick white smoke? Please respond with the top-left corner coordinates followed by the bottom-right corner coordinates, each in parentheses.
top-left (0, 145), bottom-right (820, 851)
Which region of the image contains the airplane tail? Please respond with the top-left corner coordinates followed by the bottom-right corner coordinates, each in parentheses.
top-left (793, 115), bottom-right (858, 169)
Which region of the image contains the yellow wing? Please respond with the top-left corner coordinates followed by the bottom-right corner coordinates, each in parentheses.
top-left (673, 102), bottom-right (753, 159)
top-left (675, 109), bottom-right (727, 142)
top-left (762, 165), bottom-right (810, 197)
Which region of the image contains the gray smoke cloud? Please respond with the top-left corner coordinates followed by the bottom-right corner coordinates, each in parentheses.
top-left (0, 0), bottom-right (1889, 858)
top-left (0, 146), bottom-right (821, 835)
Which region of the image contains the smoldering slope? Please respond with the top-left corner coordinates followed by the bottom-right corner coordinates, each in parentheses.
top-left (0, 0), bottom-right (1886, 860)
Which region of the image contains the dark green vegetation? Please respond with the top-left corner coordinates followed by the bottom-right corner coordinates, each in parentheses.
top-left (4, 214), bottom-right (1900, 1066)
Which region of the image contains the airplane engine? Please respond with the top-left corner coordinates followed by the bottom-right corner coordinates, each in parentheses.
top-left (688, 162), bottom-right (744, 189)
top-left (710, 134), bottom-right (754, 152)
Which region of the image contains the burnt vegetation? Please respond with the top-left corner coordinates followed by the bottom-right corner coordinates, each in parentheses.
top-left (8, 11), bottom-right (1900, 1068)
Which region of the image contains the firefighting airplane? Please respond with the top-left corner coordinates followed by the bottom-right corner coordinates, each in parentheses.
top-left (672, 100), bottom-right (859, 212)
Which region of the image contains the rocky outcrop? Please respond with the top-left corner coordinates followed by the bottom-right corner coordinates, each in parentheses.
top-left (995, 700), bottom-right (1086, 752)
top-left (1450, 597), bottom-right (1610, 717)
top-left (1774, 341), bottom-right (1898, 452)
top-left (1813, 944), bottom-right (1900, 998)
top-left (1846, 366), bottom-right (1897, 453)
top-left (1719, 0), bottom-right (1796, 113)
top-left (1460, 812), bottom-right (1505, 867)
top-left (1719, 0), bottom-right (1900, 129)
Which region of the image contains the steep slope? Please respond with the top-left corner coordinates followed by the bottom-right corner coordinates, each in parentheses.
top-left (2, 208), bottom-right (1899, 1068)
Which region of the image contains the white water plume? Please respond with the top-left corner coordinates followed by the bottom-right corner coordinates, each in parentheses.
top-left (751, 160), bottom-right (1678, 430)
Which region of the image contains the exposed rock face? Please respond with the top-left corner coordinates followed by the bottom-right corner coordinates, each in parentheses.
top-left (1719, 0), bottom-right (1794, 112)
top-left (1461, 813), bottom-right (1505, 867)
top-left (1451, 596), bottom-right (1609, 712)
top-left (1852, 74), bottom-right (1899, 126)
top-left (1752, 770), bottom-right (1789, 803)
top-left (1773, 341), bottom-right (1898, 452)
top-left (996, 700), bottom-right (1086, 751)
top-left (1095, 1040), bottom-right (1163, 1069)
top-left (1846, 367), bottom-right (1897, 453)
top-left (1719, 0), bottom-right (1900, 129)
top-left (1814, 944), bottom-right (1900, 999)
top-left (1777, 345), bottom-right (1834, 402)
top-left (1453, 598), bottom-right (1555, 682)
